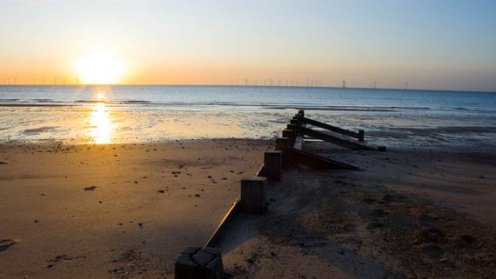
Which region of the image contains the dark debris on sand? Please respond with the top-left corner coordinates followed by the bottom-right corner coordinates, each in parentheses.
top-left (84, 185), bottom-right (97, 191)
top-left (109, 249), bottom-right (169, 279)
top-left (0, 239), bottom-right (15, 252)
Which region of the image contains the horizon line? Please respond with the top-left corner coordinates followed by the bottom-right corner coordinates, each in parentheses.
top-left (0, 83), bottom-right (495, 94)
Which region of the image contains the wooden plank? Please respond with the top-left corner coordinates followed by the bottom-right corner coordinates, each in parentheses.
top-left (175, 246), bottom-right (224, 278)
top-left (240, 177), bottom-right (267, 214)
top-left (275, 137), bottom-right (289, 151)
top-left (264, 151), bottom-right (282, 181)
top-left (293, 136), bottom-right (303, 150)
top-left (302, 117), bottom-right (362, 140)
top-left (204, 199), bottom-right (240, 248)
top-left (288, 148), bottom-right (359, 170)
top-left (297, 126), bottom-right (374, 150)
top-left (255, 164), bottom-right (265, 177)
top-left (282, 129), bottom-right (296, 147)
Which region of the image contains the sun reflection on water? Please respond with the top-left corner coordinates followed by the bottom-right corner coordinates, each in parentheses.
top-left (91, 102), bottom-right (113, 144)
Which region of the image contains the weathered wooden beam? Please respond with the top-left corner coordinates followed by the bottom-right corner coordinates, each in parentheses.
top-left (282, 129), bottom-right (296, 147)
top-left (255, 164), bottom-right (265, 177)
top-left (275, 137), bottom-right (289, 151)
top-left (288, 148), bottom-right (359, 170)
top-left (175, 246), bottom-right (224, 279)
top-left (240, 177), bottom-right (267, 214)
top-left (204, 199), bottom-right (240, 248)
top-left (290, 119), bottom-right (300, 126)
top-left (358, 129), bottom-right (365, 142)
top-left (297, 126), bottom-right (374, 150)
top-left (293, 136), bottom-right (303, 150)
top-left (264, 151), bottom-right (282, 181)
top-left (302, 117), bottom-right (363, 140)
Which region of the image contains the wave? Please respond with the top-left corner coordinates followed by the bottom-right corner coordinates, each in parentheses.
top-left (22, 126), bottom-right (58, 134)
top-left (33, 98), bottom-right (54, 102)
top-left (0, 98), bottom-right (20, 102)
top-left (0, 103), bottom-right (74, 107)
top-left (75, 100), bottom-right (151, 104)
top-left (1, 99), bottom-right (492, 114)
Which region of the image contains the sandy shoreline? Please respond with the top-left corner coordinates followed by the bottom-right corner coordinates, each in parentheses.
top-left (218, 143), bottom-right (496, 278)
top-left (1, 139), bottom-right (495, 278)
top-left (0, 139), bottom-right (272, 278)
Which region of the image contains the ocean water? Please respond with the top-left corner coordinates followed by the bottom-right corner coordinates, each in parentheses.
top-left (1, 85), bottom-right (495, 148)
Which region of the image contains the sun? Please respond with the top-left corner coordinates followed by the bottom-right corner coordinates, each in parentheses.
top-left (75, 49), bottom-right (127, 84)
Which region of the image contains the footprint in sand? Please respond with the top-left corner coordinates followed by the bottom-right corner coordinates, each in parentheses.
top-left (361, 197), bottom-right (377, 204)
top-left (366, 222), bottom-right (385, 230)
top-left (456, 235), bottom-right (479, 249)
top-left (412, 227), bottom-right (445, 244)
top-left (424, 228), bottom-right (445, 242)
top-left (372, 209), bottom-right (390, 218)
top-left (0, 239), bottom-right (16, 252)
top-left (84, 186), bottom-right (97, 191)
top-left (421, 244), bottom-right (445, 257)
top-left (382, 194), bottom-right (406, 203)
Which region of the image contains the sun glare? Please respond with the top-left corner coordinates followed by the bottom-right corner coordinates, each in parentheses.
top-left (91, 102), bottom-right (113, 144)
top-left (75, 50), bottom-right (127, 84)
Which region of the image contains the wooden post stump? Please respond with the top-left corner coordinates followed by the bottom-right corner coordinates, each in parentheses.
top-left (282, 129), bottom-right (295, 147)
top-left (264, 151), bottom-right (282, 181)
top-left (175, 246), bottom-right (224, 279)
top-left (275, 137), bottom-right (289, 151)
top-left (358, 130), bottom-right (365, 142)
top-left (240, 177), bottom-right (267, 214)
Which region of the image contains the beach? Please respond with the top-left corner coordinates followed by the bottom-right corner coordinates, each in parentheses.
top-left (0, 139), bottom-right (272, 278)
top-left (2, 0), bottom-right (496, 277)
top-left (0, 86), bottom-right (495, 278)
top-left (219, 144), bottom-right (496, 278)
top-left (1, 139), bottom-right (495, 278)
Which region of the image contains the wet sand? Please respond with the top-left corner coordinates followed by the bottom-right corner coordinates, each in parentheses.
top-left (0, 139), bottom-right (272, 278)
top-left (219, 144), bottom-right (496, 278)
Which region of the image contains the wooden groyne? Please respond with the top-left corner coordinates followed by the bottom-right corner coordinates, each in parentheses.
top-left (174, 110), bottom-right (383, 278)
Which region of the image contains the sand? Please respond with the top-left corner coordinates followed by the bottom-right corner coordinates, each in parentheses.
top-left (218, 143), bottom-right (496, 278)
top-left (0, 139), bottom-right (272, 278)
top-left (1, 138), bottom-right (495, 278)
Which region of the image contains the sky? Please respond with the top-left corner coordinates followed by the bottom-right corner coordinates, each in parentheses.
top-left (1, 0), bottom-right (496, 91)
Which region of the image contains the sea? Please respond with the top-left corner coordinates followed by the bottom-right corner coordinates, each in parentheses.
top-left (1, 85), bottom-right (495, 149)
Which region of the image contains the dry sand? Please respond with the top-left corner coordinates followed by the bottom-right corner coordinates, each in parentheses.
top-left (1, 138), bottom-right (495, 278)
top-left (219, 143), bottom-right (496, 278)
top-left (0, 139), bottom-right (272, 278)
